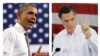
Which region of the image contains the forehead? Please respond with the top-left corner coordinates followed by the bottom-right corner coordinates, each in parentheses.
top-left (61, 11), bottom-right (75, 20)
top-left (22, 6), bottom-right (37, 14)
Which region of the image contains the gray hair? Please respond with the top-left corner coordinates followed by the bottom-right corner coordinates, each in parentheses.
top-left (18, 3), bottom-right (37, 13)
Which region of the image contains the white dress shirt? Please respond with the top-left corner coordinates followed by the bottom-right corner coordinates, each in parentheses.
top-left (3, 23), bottom-right (29, 56)
top-left (53, 25), bottom-right (98, 56)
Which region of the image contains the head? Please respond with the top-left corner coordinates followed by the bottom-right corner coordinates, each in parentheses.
top-left (58, 5), bottom-right (77, 34)
top-left (16, 4), bottom-right (37, 30)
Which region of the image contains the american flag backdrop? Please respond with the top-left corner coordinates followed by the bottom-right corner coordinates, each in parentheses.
top-left (52, 3), bottom-right (98, 36)
top-left (3, 3), bottom-right (49, 55)
top-left (52, 3), bottom-right (98, 54)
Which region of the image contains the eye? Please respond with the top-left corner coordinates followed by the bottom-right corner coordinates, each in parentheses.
top-left (27, 12), bottom-right (34, 14)
top-left (35, 13), bottom-right (37, 17)
top-left (65, 20), bottom-right (68, 22)
top-left (64, 20), bottom-right (69, 23)
top-left (71, 18), bottom-right (74, 21)
top-left (27, 12), bottom-right (37, 17)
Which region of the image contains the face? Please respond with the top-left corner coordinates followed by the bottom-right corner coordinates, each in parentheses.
top-left (17, 6), bottom-right (37, 30)
top-left (61, 11), bottom-right (77, 33)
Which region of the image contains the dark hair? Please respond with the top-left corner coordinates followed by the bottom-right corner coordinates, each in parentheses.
top-left (58, 5), bottom-right (76, 18)
top-left (18, 3), bottom-right (37, 13)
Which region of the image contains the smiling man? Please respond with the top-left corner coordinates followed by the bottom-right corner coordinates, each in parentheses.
top-left (3, 3), bottom-right (45, 56)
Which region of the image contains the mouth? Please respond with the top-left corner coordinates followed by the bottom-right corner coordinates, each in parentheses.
top-left (28, 20), bottom-right (35, 25)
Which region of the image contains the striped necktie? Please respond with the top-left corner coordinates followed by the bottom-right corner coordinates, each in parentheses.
top-left (24, 32), bottom-right (30, 56)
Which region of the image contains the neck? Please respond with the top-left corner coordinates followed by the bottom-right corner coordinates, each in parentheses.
top-left (18, 22), bottom-right (27, 31)
top-left (67, 24), bottom-right (77, 35)
top-left (68, 32), bottom-right (72, 35)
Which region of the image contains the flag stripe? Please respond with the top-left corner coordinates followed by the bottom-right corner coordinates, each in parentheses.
top-left (52, 13), bottom-right (98, 26)
top-left (30, 45), bottom-right (49, 53)
top-left (52, 3), bottom-right (98, 34)
top-left (52, 3), bottom-right (98, 15)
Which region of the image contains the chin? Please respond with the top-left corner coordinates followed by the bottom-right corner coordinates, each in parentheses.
top-left (29, 27), bottom-right (33, 29)
top-left (26, 26), bottom-right (33, 30)
top-left (67, 29), bottom-right (74, 33)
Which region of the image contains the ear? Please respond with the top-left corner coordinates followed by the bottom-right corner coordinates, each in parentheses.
top-left (16, 13), bottom-right (20, 18)
top-left (61, 19), bottom-right (64, 23)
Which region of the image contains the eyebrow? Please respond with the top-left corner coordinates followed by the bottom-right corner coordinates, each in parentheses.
top-left (27, 11), bottom-right (37, 17)
top-left (64, 20), bottom-right (69, 22)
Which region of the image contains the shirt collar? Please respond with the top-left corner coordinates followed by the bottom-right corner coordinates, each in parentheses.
top-left (14, 23), bottom-right (26, 34)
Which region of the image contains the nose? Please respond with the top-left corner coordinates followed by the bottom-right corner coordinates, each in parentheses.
top-left (68, 20), bottom-right (73, 25)
top-left (67, 20), bottom-right (73, 27)
top-left (34, 13), bottom-right (37, 18)
top-left (31, 14), bottom-right (36, 20)
top-left (31, 18), bottom-right (36, 23)
top-left (29, 16), bottom-right (36, 23)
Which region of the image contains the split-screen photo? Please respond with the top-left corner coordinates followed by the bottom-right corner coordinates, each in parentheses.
top-left (3, 3), bottom-right (98, 56)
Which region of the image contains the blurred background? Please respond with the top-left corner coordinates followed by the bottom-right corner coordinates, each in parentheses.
top-left (3, 3), bottom-right (49, 56)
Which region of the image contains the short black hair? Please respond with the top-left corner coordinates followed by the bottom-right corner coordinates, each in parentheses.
top-left (58, 5), bottom-right (76, 18)
top-left (18, 3), bottom-right (37, 13)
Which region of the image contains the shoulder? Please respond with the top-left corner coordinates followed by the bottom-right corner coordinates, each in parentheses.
top-left (4, 27), bottom-right (15, 34)
top-left (3, 27), bottom-right (17, 38)
top-left (4, 27), bottom-right (14, 34)
top-left (90, 27), bottom-right (97, 34)
top-left (3, 27), bottom-right (16, 41)
top-left (54, 29), bottom-right (66, 39)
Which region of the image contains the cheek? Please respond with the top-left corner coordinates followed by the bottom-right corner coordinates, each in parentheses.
top-left (63, 23), bottom-right (68, 28)
top-left (64, 23), bottom-right (73, 29)
top-left (25, 15), bottom-right (32, 21)
top-left (21, 16), bottom-right (28, 23)
top-left (23, 15), bottom-right (30, 21)
top-left (22, 14), bottom-right (30, 19)
top-left (20, 15), bottom-right (26, 20)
